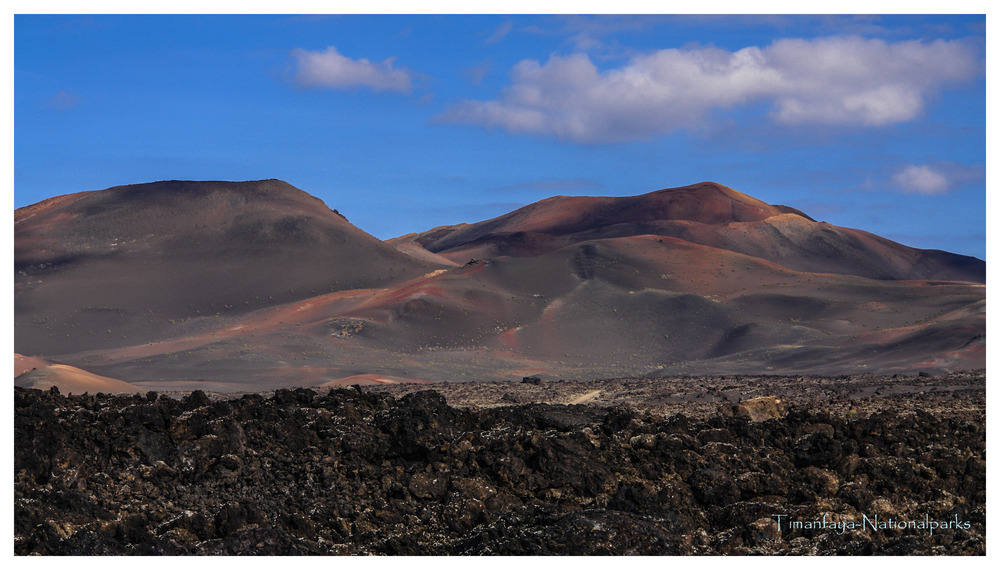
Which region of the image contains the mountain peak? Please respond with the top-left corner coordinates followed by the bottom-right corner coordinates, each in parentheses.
top-left (97, 178), bottom-right (330, 209)
top-left (406, 182), bottom-right (807, 255)
top-left (14, 179), bottom-right (442, 355)
top-left (396, 181), bottom-right (981, 283)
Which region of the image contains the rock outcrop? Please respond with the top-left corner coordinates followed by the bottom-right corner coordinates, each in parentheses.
top-left (14, 385), bottom-right (985, 555)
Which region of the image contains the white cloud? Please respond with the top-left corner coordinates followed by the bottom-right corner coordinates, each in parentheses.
top-left (436, 36), bottom-right (981, 143)
top-left (763, 37), bottom-right (978, 126)
top-left (290, 46), bottom-right (414, 93)
top-left (892, 164), bottom-right (951, 195)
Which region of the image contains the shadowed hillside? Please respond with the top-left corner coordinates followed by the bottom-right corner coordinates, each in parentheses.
top-left (15, 179), bottom-right (443, 355)
top-left (14, 180), bottom-right (985, 392)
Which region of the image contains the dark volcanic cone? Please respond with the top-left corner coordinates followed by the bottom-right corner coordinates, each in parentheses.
top-left (15, 179), bottom-right (442, 355)
top-left (393, 181), bottom-right (984, 283)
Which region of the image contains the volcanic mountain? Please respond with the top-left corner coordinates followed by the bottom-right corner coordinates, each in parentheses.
top-left (15, 179), bottom-right (442, 355)
top-left (391, 182), bottom-right (984, 283)
top-left (14, 180), bottom-right (985, 392)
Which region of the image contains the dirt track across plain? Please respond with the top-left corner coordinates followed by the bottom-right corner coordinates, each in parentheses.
top-left (567, 389), bottom-right (602, 404)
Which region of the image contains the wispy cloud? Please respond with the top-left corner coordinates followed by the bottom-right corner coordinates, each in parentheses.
top-left (485, 21), bottom-right (514, 45)
top-left (436, 36), bottom-right (981, 144)
top-left (489, 177), bottom-right (606, 194)
top-left (290, 46), bottom-right (415, 93)
top-left (465, 59), bottom-right (491, 86)
top-left (44, 90), bottom-right (80, 110)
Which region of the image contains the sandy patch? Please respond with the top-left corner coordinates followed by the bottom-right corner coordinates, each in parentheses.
top-left (321, 373), bottom-right (434, 387)
top-left (567, 390), bottom-right (602, 405)
top-left (15, 364), bottom-right (140, 394)
top-left (15, 353), bottom-right (53, 377)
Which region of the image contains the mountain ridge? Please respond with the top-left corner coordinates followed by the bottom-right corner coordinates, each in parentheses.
top-left (13, 178), bottom-right (985, 391)
top-left (391, 181), bottom-right (983, 283)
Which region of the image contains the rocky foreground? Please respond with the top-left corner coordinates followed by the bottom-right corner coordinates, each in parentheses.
top-left (14, 374), bottom-right (985, 555)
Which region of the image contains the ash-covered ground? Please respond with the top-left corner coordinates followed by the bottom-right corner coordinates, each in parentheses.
top-left (14, 371), bottom-right (985, 555)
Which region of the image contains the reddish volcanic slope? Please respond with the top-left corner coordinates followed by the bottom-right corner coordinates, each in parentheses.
top-left (392, 182), bottom-right (984, 283)
top-left (14, 179), bottom-right (985, 391)
top-left (15, 179), bottom-right (443, 356)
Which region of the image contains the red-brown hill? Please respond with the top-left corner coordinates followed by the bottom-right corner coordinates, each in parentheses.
top-left (14, 179), bottom-right (984, 389)
top-left (392, 182), bottom-right (984, 283)
top-left (15, 179), bottom-right (443, 355)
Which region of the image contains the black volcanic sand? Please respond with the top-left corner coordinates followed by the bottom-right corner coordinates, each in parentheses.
top-left (14, 372), bottom-right (984, 555)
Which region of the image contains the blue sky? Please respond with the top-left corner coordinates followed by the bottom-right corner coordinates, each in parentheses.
top-left (14, 13), bottom-right (987, 259)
